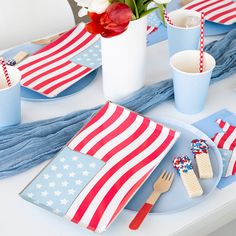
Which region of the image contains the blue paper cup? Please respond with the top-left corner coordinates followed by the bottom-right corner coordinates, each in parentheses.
top-left (170, 50), bottom-right (216, 114)
top-left (0, 66), bottom-right (21, 128)
top-left (166, 9), bottom-right (201, 57)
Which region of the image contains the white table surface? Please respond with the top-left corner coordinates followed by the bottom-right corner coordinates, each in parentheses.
top-left (0, 37), bottom-right (236, 236)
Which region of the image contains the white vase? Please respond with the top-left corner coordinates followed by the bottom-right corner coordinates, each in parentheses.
top-left (101, 16), bottom-right (147, 101)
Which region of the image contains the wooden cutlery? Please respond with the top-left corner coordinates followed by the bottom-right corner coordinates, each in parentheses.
top-left (32, 34), bottom-right (61, 45)
top-left (129, 170), bottom-right (174, 230)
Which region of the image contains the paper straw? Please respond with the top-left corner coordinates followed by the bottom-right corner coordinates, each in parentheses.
top-left (0, 57), bottom-right (12, 87)
top-left (199, 12), bottom-right (205, 73)
top-left (164, 10), bottom-right (173, 25)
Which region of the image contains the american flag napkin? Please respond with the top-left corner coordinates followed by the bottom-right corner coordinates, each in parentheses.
top-left (21, 102), bottom-right (180, 233)
top-left (17, 24), bottom-right (100, 98)
top-left (184, 0), bottom-right (236, 25)
top-left (212, 119), bottom-right (236, 177)
top-left (193, 109), bottom-right (236, 187)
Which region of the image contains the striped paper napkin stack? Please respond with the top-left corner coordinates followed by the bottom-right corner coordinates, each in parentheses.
top-left (20, 102), bottom-right (180, 233)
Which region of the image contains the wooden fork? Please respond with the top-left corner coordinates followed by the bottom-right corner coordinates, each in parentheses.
top-left (129, 170), bottom-right (174, 230)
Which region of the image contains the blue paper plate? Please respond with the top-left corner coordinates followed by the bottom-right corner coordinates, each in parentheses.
top-left (21, 69), bottom-right (98, 102)
top-left (125, 117), bottom-right (222, 214)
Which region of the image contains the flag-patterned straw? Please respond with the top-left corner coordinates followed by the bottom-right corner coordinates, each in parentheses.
top-left (0, 57), bottom-right (12, 87)
top-left (164, 10), bottom-right (173, 25)
top-left (199, 12), bottom-right (205, 73)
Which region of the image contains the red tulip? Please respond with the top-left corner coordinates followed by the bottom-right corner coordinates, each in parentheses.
top-left (106, 2), bottom-right (132, 26)
top-left (86, 2), bottom-right (132, 38)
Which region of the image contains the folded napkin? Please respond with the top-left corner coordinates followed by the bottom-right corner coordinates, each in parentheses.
top-left (0, 29), bottom-right (236, 179)
top-left (212, 119), bottom-right (236, 177)
top-left (194, 109), bottom-right (236, 189)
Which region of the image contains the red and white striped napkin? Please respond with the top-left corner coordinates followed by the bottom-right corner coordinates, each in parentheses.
top-left (184, 0), bottom-right (236, 25)
top-left (17, 24), bottom-right (100, 98)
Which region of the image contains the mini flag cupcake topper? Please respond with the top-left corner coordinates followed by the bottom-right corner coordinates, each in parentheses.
top-left (199, 12), bottom-right (205, 73)
top-left (0, 57), bottom-right (12, 87)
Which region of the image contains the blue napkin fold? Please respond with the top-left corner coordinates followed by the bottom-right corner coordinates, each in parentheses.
top-left (194, 110), bottom-right (236, 189)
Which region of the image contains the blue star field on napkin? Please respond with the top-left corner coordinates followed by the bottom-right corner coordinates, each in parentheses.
top-left (70, 40), bottom-right (102, 69)
top-left (20, 147), bottom-right (105, 216)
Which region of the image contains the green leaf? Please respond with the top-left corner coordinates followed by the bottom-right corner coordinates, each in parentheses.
top-left (156, 3), bottom-right (165, 25)
top-left (136, 0), bottom-right (144, 13)
top-left (125, 0), bottom-right (139, 18)
top-left (140, 7), bottom-right (158, 18)
top-left (139, 0), bottom-right (153, 12)
top-left (143, 0), bottom-right (152, 4)
top-left (132, 0), bottom-right (139, 18)
top-left (131, 13), bottom-right (137, 20)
